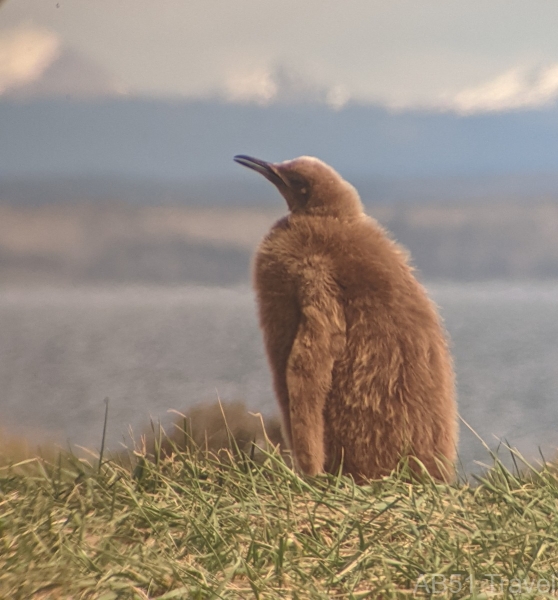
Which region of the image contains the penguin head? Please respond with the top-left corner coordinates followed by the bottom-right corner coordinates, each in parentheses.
top-left (234, 155), bottom-right (363, 219)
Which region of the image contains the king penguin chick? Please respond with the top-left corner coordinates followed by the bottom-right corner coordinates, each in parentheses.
top-left (234, 154), bottom-right (458, 482)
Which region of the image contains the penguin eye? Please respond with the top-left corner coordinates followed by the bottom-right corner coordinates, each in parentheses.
top-left (289, 177), bottom-right (310, 196)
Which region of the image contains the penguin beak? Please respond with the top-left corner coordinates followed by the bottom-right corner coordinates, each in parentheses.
top-left (233, 155), bottom-right (285, 187)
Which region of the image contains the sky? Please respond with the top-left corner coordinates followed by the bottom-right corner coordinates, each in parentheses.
top-left (2, 0), bottom-right (558, 113)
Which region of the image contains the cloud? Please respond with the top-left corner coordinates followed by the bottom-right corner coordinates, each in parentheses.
top-left (220, 62), bottom-right (558, 115)
top-left (442, 64), bottom-right (558, 115)
top-left (223, 65), bottom-right (350, 109)
top-left (8, 48), bottom-right (128, 99)
top-left (0, 27), bottom-right (61, 94)
top-left (224, 68), bottom-right (277, 105)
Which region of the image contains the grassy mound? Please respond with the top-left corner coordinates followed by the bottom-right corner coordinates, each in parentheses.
top-left (1, 437), bottom-right (558, 600)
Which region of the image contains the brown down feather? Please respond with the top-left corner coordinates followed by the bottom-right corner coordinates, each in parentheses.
top-left (236, 155), bottom-right (458, 483)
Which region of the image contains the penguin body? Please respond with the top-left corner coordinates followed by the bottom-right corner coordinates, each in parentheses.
top-left (235, 155), bottom-right (457, 482)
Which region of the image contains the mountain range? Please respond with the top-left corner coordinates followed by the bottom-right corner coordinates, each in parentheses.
top-left (1, 97), bottom-right (558, 206)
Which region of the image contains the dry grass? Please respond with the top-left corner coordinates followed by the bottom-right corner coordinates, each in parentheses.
top-left (0, 426), bottom-right (60, 469)
top-left (2, 422), bottom-right (558, 599)
top-left (139, 400), bottom-right (284, 461)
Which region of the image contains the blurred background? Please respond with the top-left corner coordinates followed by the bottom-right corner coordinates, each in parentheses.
top-left (1, 0), bottom-right (557, 472)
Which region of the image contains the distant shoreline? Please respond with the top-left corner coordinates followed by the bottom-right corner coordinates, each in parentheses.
top-left (1, 200), bottom-right (558, 284)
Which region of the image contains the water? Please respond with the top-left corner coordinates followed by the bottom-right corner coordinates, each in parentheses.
top-left (1, 282), bottom-right (557, 473)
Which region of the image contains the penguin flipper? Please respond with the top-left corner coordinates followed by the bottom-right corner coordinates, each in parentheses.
top-left (286, 268), bottom-right (346, 475)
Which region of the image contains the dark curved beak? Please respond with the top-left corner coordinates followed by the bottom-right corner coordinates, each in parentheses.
top-left (233, 155), bottom-right (284, 187)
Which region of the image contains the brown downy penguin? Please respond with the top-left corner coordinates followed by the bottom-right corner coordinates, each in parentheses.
top-left (234, 154), bottom-right (457, 482)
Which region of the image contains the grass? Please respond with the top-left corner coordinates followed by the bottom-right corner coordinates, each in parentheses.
top-left (1, 428), bottom-right (558, 599)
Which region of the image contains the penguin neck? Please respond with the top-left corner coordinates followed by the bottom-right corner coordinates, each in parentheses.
top-left (289, 200), bottom-right (364, 221)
